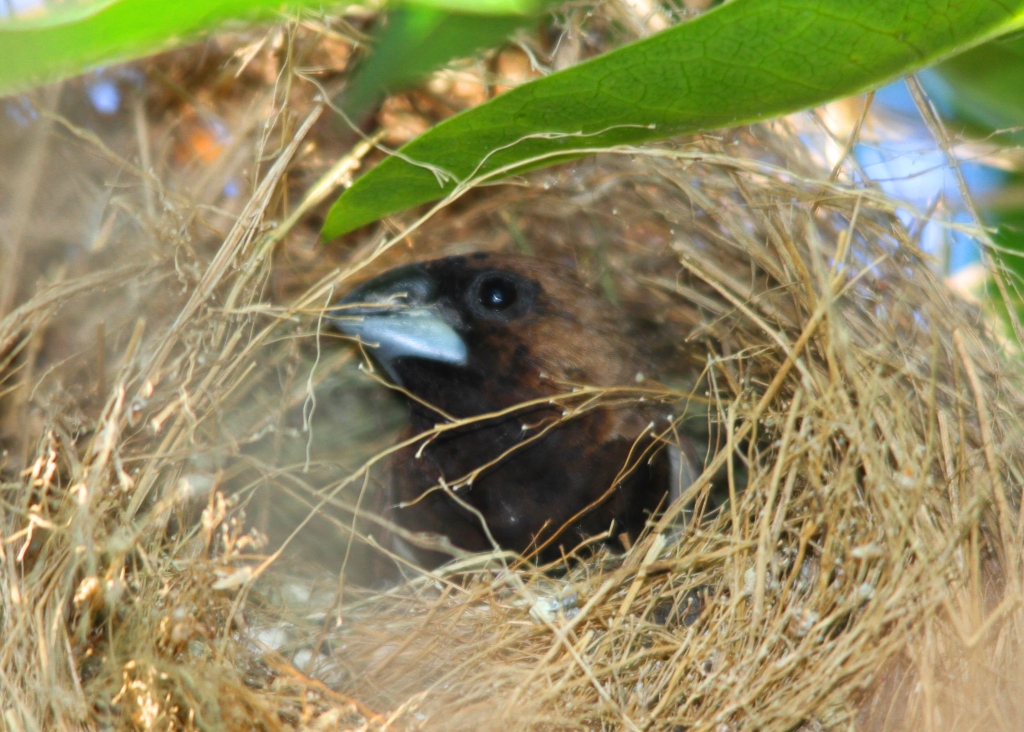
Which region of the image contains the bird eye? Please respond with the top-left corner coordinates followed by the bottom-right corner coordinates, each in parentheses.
top-left (477, 276), bottom-right (517, 311)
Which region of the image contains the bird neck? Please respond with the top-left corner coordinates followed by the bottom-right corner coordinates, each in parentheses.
top-left (393, 357), bottom-right (547, 424)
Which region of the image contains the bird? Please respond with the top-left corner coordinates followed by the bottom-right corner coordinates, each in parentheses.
top-left (330, 253), bottom-right (700, 571)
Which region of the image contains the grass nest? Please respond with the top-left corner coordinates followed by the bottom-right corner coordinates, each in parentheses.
top-left (2, 7), bottom-right (1023, 731)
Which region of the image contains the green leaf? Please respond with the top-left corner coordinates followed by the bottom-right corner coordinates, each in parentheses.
top-left (0, 0), bottom-right (534, 98)
top-left (341, 4), bottom-right (529, 119)
top-left (922, 35), bottom-right (1024, 323)
top-left (985, 173), bottom-right (1024, 314)
top-left (926, 33), bottom-right (1024, 139)
top-left (400, 0), bottom-right (542, 13)
top-left (323, 0), bottom-right (1024, 240)
top-left (0, 0), bottom-right (326, 96)
top-left (0, 0), bottom-right (122, 30)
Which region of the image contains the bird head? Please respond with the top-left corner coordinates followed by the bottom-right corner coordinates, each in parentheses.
top-left (330, 253), bottom-right (650, 417)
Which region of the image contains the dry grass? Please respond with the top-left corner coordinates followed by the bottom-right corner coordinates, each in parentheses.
top-left (2, 5), bottom-right (1023, 731)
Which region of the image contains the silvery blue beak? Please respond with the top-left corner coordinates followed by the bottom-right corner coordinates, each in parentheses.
top-left (330, 264), bottom-right (467, 382)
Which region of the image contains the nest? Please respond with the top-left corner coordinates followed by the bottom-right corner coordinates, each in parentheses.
top-left (2, 8), bottom-right (1023, 731)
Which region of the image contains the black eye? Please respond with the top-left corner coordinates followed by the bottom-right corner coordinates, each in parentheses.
top-left (478, 276), bottom-right (517, 311)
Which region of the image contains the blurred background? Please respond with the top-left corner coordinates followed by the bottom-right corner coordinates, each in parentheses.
top-left (3, 0), bottom-right (1022, 317)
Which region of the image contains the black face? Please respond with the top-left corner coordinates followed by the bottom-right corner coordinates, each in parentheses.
top-left (407, 256), bottom-right (542, 337)
top-left (331, 256), bottom-right (542, 392)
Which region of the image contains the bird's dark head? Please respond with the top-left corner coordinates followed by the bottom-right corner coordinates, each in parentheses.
top-left (331, 253), bottom-right (648, 416)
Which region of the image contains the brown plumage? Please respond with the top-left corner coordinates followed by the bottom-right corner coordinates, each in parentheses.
top-left (331, 253), bottom-right (699, 571)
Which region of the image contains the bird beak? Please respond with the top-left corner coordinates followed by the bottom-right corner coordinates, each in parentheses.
top-left (330, 264), bottom-right (467, 378)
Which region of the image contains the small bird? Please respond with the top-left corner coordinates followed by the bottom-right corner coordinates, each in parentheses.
top-left (331, 253), bottom-right (699, 570)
